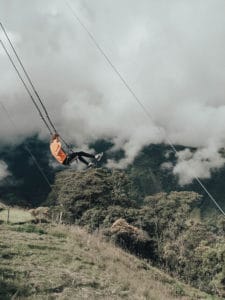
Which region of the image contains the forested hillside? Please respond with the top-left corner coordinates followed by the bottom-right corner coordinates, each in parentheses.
top-left (1, 138), bottom-right (225, 217)
top-left (46, 168), bottom-right (225, 297)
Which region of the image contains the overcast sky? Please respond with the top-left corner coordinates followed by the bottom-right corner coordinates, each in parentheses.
top-left (1, 0), bottom-right (225, 183)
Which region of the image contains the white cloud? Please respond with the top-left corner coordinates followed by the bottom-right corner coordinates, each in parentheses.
top-left (173, 147), bottom-right (225, 185)
top-left (0, 161), bottom-right (10, 181)
top-left (1, 0), bottom-right (225, 182)
top-left (161, 162), bottom-right (173, 171)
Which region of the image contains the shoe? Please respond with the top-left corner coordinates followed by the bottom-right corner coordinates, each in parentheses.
top-left (95, 152), bottom-right (103, 161)
top-left (88, 162), bottom-right (94, 168)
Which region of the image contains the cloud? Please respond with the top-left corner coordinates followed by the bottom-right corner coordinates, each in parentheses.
top-left (1, 0), bottom-right (225, 182)
top-left (0, 161), bottom-right (10, 181)
top-left (160, 161), bottom-right (173, 171)
top-left (173, 147), bottom-right (225, 185)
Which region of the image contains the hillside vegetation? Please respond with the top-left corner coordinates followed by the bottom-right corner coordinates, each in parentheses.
top-left (47, 168), bottom-right (225, 297)
top-left (2, 141), bottom-right (225, 216)
top-left (0, 222), bottom-right (219, 300)
top-left (1, 141), bottom-right (225, 298)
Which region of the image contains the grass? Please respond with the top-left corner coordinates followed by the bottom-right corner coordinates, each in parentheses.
top-left (0, 208), bottom-right (34, 224)
top-left (0, 223), bottom-right (221, 300)
top-left (12, 224), bottom-right (47, 235)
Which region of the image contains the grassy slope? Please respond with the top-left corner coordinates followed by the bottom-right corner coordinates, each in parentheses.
top-left (0, 222), bottom-right (219, 300)
top-left (0, 207), bottom-right (35, 224)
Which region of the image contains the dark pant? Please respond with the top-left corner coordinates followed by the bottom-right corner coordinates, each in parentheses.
top-left (63, 151), bottom-right (95, 166)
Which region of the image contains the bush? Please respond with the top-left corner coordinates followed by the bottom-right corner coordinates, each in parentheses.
top-left (108, 218), bottom-right (156, 259)
top-left (48, 168), bottom-right (137, 224)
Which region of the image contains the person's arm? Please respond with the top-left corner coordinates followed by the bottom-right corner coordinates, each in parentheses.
top-left (55, 141), bottom-right (62, 155)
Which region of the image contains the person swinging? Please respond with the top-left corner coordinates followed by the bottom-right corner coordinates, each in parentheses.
top-left (50, 133), bottom-right (103, 167)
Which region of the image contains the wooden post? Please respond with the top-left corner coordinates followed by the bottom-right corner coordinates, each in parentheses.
top-left (51, 212), bottom-right (55, 224)
top-left (59, 211), bottom-right (63, 224)
top-left (7, 208), bottom-right (10, 224)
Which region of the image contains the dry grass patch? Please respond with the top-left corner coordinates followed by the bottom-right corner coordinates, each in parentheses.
top-left (0, 224), bottom-right (221, 300)
top-left (0, 207), bottom-right (34, 224)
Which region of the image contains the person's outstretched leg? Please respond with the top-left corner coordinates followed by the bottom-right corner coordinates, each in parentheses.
top-left (77, 151), bottom-right (95, 159)
top-left (65, 151), bottom-right (103, 166)
top-left (76, 151), bottom-right (94, 166)
top-left (65, 152), bottom-right (78, 165)
top-left (77, 151), bottom-right (103, 165)
top-left (79, 156), bottom-right (91, 165)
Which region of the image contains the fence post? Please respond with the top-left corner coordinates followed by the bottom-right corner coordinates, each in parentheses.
top-left (59, 211), bottom-right (63, 224)
top-left (7, 207), bottom-right (10, 224)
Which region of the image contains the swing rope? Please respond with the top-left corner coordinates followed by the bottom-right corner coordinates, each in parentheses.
top-left (0, 22), bottom-right (73, 152)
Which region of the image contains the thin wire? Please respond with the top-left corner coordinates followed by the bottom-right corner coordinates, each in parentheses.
top-left (0, 23), bottom-right (56, 134)
top-left (0, 101), bottom-right (52, 189)
top-left (0, 39), bottom-right (53, 135)
top-left (66, 2), bottom-right (154, 121)
top-left (0, 23), bottom-right (72, 152)
top-left (66, 2), bottom-right (225, 217)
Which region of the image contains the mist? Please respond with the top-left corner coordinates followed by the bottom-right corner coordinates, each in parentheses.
top-left (0, 161), bottom-right (10, 181)
top-left (1, 0), bottom-right (225, 184)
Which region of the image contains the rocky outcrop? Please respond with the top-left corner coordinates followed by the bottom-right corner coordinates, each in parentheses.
top-left (29, 207), bottom-right (50, 223)
top-left (109, 218), bottom-right (156, 260)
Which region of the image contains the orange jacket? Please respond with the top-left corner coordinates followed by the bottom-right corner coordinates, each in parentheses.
top-left (50, 140), bottom-right (67, 164)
